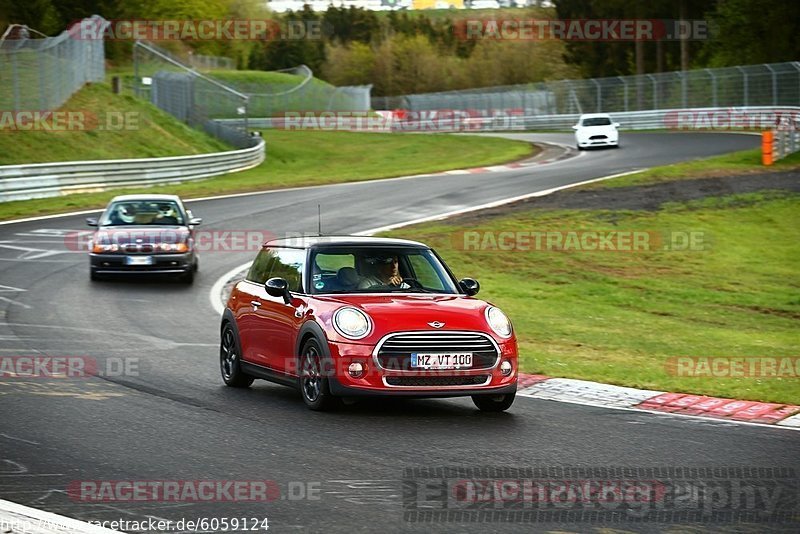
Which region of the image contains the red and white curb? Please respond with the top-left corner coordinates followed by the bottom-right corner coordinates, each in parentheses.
top-left (517, 373), bottom-right (800, 429)
top-left (0, 499), bottom-right (121, 533)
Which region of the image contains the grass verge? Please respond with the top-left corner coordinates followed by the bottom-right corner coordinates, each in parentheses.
top-left (384, 190), bottom-right (800, 405)
top-left (0, 128), bottom-right (534, 221)
top-left (584, 146), bottom-right (800, 190)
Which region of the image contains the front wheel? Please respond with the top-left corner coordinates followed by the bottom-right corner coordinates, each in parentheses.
top-left (299, 338), bottom-right (337, 411)
top-left (472, 392), bottom-right (515, 412)
top-left (220, 323), bottom-right (253, 388)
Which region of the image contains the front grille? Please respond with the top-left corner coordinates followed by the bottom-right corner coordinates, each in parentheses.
top-left (376, 331), bottom-right (498, 371)
top-left (589, 135), bottom-right (608, 140)
top-left (385, 375), bottom-right (490, 387)
top-left (123, 244), bottom-right (155, 253)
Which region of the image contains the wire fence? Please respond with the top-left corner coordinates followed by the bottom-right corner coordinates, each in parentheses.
top-left (380, 62), bottom-right (800, 116)
top-left (0, 15), bottom-right (108, 113)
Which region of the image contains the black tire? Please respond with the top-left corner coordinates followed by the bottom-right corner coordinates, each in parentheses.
top-left (472, 392), bottom-right (516, 412)
top-left (299, 338), bottom-right (337, 411)
top-left (179, 269), bottom-right (195, 284)
top-left (220, 323), bottom-right (254, 388)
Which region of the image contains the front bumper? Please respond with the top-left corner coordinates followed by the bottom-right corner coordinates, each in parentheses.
top-left (89, 252), bottom-right (195, 274)
top-left (325, 338), bottom-right (518, 398)
top-left (577, 137), bottom-right (618, 147)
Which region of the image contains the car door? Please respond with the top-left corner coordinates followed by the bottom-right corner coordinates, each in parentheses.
top-left (249, 247), bottom-right (307, 375)
top-left (235, 248), bottom-right (276, 364)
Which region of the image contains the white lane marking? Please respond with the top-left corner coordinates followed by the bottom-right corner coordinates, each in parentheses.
top-left (355, 169), bottom-right (644, 235)
top-left (209, 262), bottom-right (253, 316)
top-left (0, 460), bottom-right (28, 474)
top-left (0, 433), bottom-right (40, 446)
top-left (0, 242), bottom-right (70, 260)
top-left (0, 498), bottom-right (123, 533)
top-left (0, 139), bottom-right (564, 226)
top-left (207, 169), bottom-right (646, 316)
top-left (0, 297), bottom-right (31, 309)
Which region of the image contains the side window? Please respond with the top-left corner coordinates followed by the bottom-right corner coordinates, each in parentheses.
top-left (247, 249), bottom-right (277, 285)
top-left (408, 254), bottom-right (446, 290)
top-left (268, 248), bottom-right (306, 293)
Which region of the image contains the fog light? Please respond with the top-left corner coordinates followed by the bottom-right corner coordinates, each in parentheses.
top-left (500, 360), bottom-right (513, 376)
top-left (348, 362), bottom-right (365, 378)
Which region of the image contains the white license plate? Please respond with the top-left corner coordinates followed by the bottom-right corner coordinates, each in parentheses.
top-left (125, 256), bottom-right (153, 266)
top-left (411, 353), bottom-right (473, 369)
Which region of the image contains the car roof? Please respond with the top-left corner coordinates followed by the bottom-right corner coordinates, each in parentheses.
top-left (108, 194), bottom-right (183, 202)
top-left (264, 235), bottom-right (429, 249)
top-left (579, 113), bottom-right (612, 119)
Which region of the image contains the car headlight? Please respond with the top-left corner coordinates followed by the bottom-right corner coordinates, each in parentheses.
top-left (333, 307), bottom-right (372, 340)
top-left (485, 306), bottom-right (513, 338)
top-left (91, 242), bottom-right (119, 253)
top-left (157, 242), bottom-right (189, 253)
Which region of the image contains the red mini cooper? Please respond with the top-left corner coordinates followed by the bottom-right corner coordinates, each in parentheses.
top-left (220, 236), bottom-right (518, 411)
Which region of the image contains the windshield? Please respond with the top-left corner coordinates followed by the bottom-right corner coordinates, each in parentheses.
top-left (310, 247), bottom-right (459, 294)
top-left (99, 200), bottom-right (184, 226)
top-left (582, 117), bottom-right (612, 126)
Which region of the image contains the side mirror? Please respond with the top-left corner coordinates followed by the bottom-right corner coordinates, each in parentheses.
top-left (571, 125), bottom-right (579, 130)
top-left (459, 278), bottom-right (480, 296)
top-left (189, 217), bottom-right (202, 226)
top-left (265, 277), bottom-right (292, 304)
top-left (613, 122), bottom-right (620, 128)
top-left (86, 217), bottom-right (98, 227)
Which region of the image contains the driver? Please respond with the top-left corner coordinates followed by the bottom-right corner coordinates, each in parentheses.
top-left (358, 255), bottom-right (405, 289)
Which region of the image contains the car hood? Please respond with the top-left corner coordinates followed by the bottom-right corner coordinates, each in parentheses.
top-left (577, 125), bottom-right (617, 136)
top-left (94, 226), bottom-right (190, 244)
top-left (314, 294), bottom-right (501, 338)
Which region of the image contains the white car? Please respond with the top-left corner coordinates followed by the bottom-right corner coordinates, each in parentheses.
top-left (573, 113), bottom-right (620, 150)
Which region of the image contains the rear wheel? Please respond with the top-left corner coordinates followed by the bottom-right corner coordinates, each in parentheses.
top-left (220, 323), bottom-right (253, 388)
top-left (472, 392), bottom-right (516, 412)
top-left (299, 338), bottom-right (337, 411)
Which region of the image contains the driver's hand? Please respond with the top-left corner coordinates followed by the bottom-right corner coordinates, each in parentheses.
top-left (389, 275), bottom-right (403, 286)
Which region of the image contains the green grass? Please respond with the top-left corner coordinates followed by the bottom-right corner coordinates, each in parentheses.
top-left (383, 191), bottom-right (800, 405)
top-left (0, 83), bottom-right (535, 220)
top-left (585, 147), bottom-right (800, 190)
top-left (0, 82), bottom-right (229, 165)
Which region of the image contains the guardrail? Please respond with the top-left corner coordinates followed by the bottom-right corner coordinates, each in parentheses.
top-left (762, 129), bottom-right (800, 165)
top-left (0, 136), bottom-right (265, 202)
top-left (221, 106), bottom-right (800, 133)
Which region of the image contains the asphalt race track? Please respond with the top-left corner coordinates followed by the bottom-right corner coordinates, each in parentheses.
top-left (1, 132), bottom-right (797, 533)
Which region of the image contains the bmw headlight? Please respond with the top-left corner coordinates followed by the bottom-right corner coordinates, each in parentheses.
top-left (485, 306), bottom-right (513, 338)
top-left (333, 307), bottom-right (372, 340)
